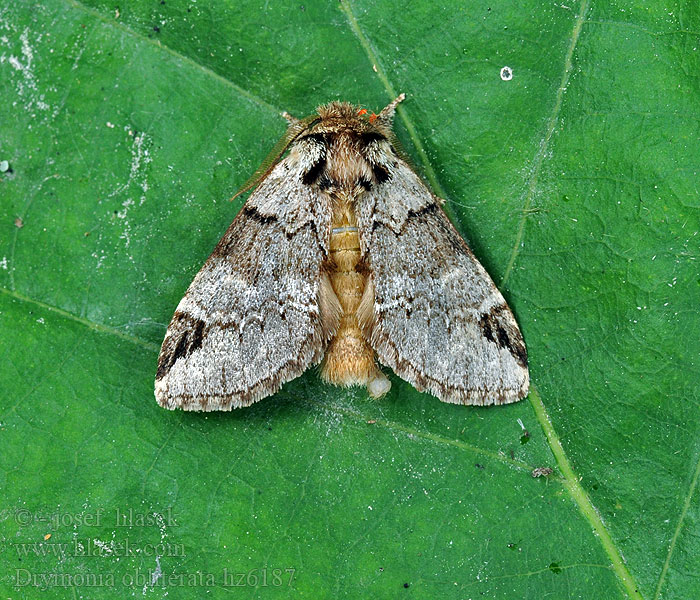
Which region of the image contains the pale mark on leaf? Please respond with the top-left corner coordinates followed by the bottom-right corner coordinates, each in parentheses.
top-left (103, 130), bottom-right (153, 255)
top-left (3, 28), bottom-right (50, 113)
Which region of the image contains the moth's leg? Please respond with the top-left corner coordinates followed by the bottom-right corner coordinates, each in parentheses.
top-left (356, 279), bottom-right (391, 398)
top-left (319, 272), bottom-right (342, 341)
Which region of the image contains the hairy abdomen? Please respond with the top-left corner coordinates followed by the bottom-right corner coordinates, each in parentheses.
top-left (321, 200), bottom-right (389, 397)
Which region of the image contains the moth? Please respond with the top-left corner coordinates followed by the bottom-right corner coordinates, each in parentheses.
top-left (155, 94), bottom-right (529, 410)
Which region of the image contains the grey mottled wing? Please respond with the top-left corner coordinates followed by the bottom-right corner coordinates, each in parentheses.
top-left (155, 156), bottom-right (333, 410)
top-left (356, 161), bottom-right (529, 405)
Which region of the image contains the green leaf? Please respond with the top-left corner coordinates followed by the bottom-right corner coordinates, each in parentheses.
top-left (1, 1), bottom-right (698, 598)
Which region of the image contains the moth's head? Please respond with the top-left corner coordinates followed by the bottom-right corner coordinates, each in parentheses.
top-left (308, 101), bottom-right (395, 138)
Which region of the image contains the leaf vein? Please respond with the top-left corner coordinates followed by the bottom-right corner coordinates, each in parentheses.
top-left (499, 0), bottom-right (590, 288)
top-left (654, 450), bottom-right (700, 599)
top-left (337, 0), bottom-right (449, 201)
top-left (64, 0), bottom-right (283, 117)
top-left (0, 286), bottom-right (159, 353)
top-left (529, 385), bottom-right (643, 600)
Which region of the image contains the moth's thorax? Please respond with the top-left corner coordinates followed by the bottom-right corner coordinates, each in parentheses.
top-left (325, 132), bottom-right (374, 190)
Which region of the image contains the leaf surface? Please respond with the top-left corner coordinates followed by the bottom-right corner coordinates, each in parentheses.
top-left (1, 1), bottom-right (698, 598)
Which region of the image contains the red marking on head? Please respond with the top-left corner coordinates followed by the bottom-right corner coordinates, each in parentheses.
top-left (369, 113), bottom-right (378, 124)
top-left (357, 108), bottom-right (368, 116)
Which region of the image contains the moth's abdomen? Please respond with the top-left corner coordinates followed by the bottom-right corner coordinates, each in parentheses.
top-left (320, 200), bottom-right (389, 397)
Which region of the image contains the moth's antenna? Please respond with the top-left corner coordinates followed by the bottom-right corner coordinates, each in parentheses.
top-left (281, 111), bottom-right (299, 126)
top-left (377, 93), bottom-right (406, 127)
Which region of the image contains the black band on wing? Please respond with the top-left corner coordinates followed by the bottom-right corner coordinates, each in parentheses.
top-left (478, 306), bottom-right (528, 368)
top-left (156, 313), bottom-right (206, 380)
